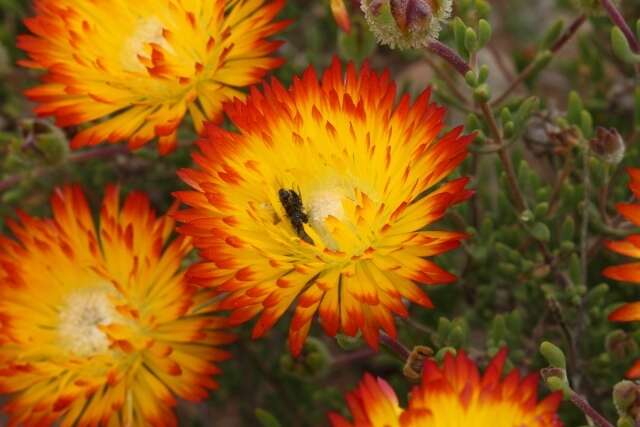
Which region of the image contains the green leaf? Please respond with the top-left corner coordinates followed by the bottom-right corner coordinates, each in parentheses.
top-left (255, 409), bottom-right (283, 427)
top-left (540, 341), bottom-right (566, 369)
top-left (611, 26), bottom-right (640, 64)
top-left (478, 19), bottom-right (492, 47)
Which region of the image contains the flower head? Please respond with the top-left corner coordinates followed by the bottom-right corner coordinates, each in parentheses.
top-left (175, 59), bottom-right (472, 356)
top-left (0, 185), bottom-right (234, 426)
top-left (361, 0), bottom-right (452, 50)
top-left (603, 167), bottom-right (640, 378)
top-left (329, 349), bottom-right (564, 427)
top-left (18, 0), bottom-right (288, 154)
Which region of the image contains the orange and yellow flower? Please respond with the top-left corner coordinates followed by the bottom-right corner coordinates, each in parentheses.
top-left (603, 167), bottom-right (640, 378)
top-left (329, 349), bottom-right (564, 427)
top-left (175, 59), bottom-right (473, 356)
top-left (18, 0), bottom-right (288, 154)
top-left (0, 185), bottom-right (234, 426)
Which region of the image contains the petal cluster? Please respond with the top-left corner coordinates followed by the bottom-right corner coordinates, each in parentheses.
top-left (18, 0), bottom-right (288, 154)
top-left (175, 59), bottom-right (473, 355)
top-left (0, 185), bottom-right (233, 426)
top-left (603, 167), bottom-right (640, 377)
top-left (329, 349), bottom-right (564, 427)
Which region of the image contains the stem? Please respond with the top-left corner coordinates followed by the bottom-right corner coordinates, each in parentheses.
top-left (479, 102), bottom-right (528, 212)
top-left (379, 332), bottom-right (410, 361)
top-left (569, 392), bottom-right (615, 427)
top-left (491, 15), bottom-right (587, 107)
top-left (600, 0), bottom-right (640, 53)
top-left (426, 41), bottom-right (472, 76)
top-left (0, 145), bottom-right (128, 193)
top-left (580, 146), bottom-right (590, 288)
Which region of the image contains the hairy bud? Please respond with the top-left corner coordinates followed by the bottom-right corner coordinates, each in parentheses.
top-left (590, 127), bottom-right (625, 165)
top-left (361, 0), bottom-right (452, 50)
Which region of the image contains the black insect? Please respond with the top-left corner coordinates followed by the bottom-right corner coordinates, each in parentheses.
top-left (278, 188), bottom-right (314, 245)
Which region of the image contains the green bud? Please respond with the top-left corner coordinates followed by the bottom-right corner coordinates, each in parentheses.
top-left (466, 113), bottom-right (482, 131)
top-left (613, 380), bottom-right (638, 415)
top-left (336, 332), bottom-right (362, 351)
top-left (534, 202), bottom-right (549, 218)
top-left (465, 70), bottom-right (478, 87)
top-left (560, 241), bottom-right (575, 253)
top-left (475, 0), bottom-right (491, 17)
top-left (255, 409), bottom-right (283, 427)
top-left (540, 341), bottom-right (566, 369)
top-left (500, 107), bottom-right (513, 126)
top-left (515, 96), bottom-right (540, 125)
top-left (520, 209), bottom-right (534, 223)
top-left (618, 416), bottom-right (635, 427)
top-left (447, 325), bottom-right (465, 347)
top-left (478, 64), bottom-right (489, 84)
top-left (611, 26), bottom-right (640, 64)
top-left (567, 91), bottom-right (583, 126)
top-left (464, 27), bottom-right (478, 53)
top-left (503, 121), bottom-right (515, 139)
top-left (453, 17), bottom-right (468, 56)
top-left (473, 83), bottom-right (491, 102)
top-left (540, 19), bottom-right (564, 49)
top-left (531, 222), bottom-right (551, 242)
top-left (436, 317), bottom-right (452, 345)
top-left (580, 110), bottom-right (593, 138)
top-left (530, 50), bottom-right (552, 77)
top-left (546, 376), bottom-right (571, 398)
top-left (478, 19), bottom-right (492, 47)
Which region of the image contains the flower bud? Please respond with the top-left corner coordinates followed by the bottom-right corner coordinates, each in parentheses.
top-left (590, 127), bottom-right (626, 165)
top-left (540, 341), bottom-right (566, 369)
top-left (613, 380), bottom-right (640, 416)
top-left (330, 0), bottom-right (351, 33)
top-left (361, 0), bottom-right (452, 50)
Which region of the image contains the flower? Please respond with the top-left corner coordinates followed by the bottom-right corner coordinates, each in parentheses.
top-left (603, 168), bottom-right (640, 378)
top-left (175, 58), bottom-right (472, 356)
top-left (331, 0), bottom-right (352, 32)
top-left (329, 349), bottom-right (564, 427)
top-left (18, 0), bottom-right (289, 154)
top-left (361, 0), bottom-right (452, 50)
top-left (0, 185), bottom-right (234, 426)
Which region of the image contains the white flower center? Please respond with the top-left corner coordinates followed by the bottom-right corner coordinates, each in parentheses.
top-left (121, 17), bottom-right (173, 72)
top-left (306, 185), bottom-right (350, 251)
top-left (58, 288), bottom-right (119, 357)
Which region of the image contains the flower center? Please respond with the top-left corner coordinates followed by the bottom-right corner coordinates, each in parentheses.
top-left (120, 17), bottom-right (172, 72)
top-left (305, 186), bottom-right (347, 250)
top-left (57, 288), bottom-right (119, 357)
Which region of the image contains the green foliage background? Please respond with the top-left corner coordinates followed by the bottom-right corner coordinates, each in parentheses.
top-left (2, 0), bottom-right (640, 425)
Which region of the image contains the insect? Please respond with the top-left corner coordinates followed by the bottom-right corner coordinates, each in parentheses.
top-left (278, 188), bottom-right (314, 245)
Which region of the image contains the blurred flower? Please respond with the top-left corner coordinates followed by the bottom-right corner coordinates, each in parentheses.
top-left (361, 0), bottom-right (452, 50)
top-left (329, 349), bottom-right (563, 427)
top-left (603, 168), bottom-right (640, 378)
top-left (0, 185), bottom-right (234, 426)
top-left (331, 0), bottom-right (352, 32)
top-left (18, 0), bottom-right (288, 154)
top-left (175, 59), bottom-right (472, 356)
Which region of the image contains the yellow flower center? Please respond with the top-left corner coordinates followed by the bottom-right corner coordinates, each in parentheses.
top-left (120, 17), bottom-right (172, 73)
top-left (57, 288), bottom-right (119, 357)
